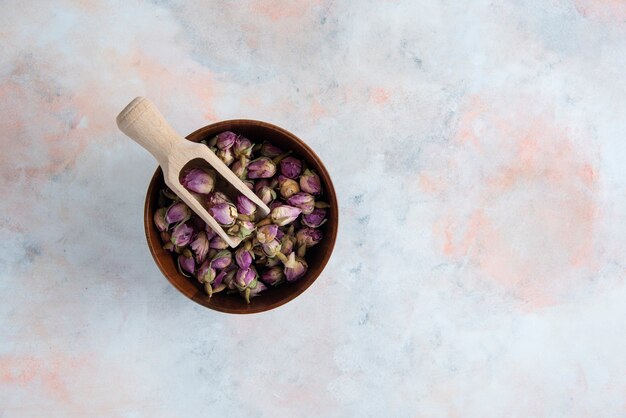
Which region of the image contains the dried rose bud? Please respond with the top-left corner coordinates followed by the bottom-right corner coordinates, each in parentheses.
top-left (243, 180), bottom-right (255, 190)
top-left (280, 156), bottom-right (302, 179)
top-left (262, 267), bottom-right (285, 286)
top-left (231, 157), bottom-right (248, 179)
top-left (282, 252), bottom-right (308, 282)
top-left (235, 246), bottom-right (254, 269)
top-left (190, 231), bottom-right (210, 263)
top-left (210, 203), bottom-right (238, 226)
top-left (262, 239), bottom-right (282, 257)
top-left (154, 208), bottom-right (168, 231)
top-left (160, 231), bottom-right (171, 242)
top-left (166, 202), bottom-right (191, 224)
top-left (216, 131), bottom-right (237, 150)
top-left (236, 195), bottom-right (256, 216)
top-left (278, 176), bottom-right (299, 199)
top-left (228, 219), bottom-right (256, 239)
top-left (197, 259), bottom-right (216, 284)
top-left (301, 208), bottom-right (327, 228)
top-left (233, 136), bottom-right (253, 158)
top-left (210, 249), bottom-right (232, 269)
top-left (209, 236), bottom-right (229, 250)
top-left (287, 192), bottom-right (315, 215)
top-left (270, 205), bottom-right (302, 226)
top-left (171, 223), bottom-right (194, 246)
top-left (178, 253), bottom-right (195, 277)
top-left (217, 148), bottom-right (235, 165)
top-left (213, 268), bottom-right (232, 287)
top-left (235, 267), bottom-right (258, 290)
top-left (299, 169), bottom-right (322, 195)
top-left (275, 228), bottom-right (285, 240)
top-left (253, 179), bottom-right (269, 193)
top-left (163, 242), bottom-right (175, 252)
top-left (181, 167), bottom-right (216, 194)
top-left (256, 224), bottom-right (278, 244)
top-left (205, 225), bottom-right (217, 241)
top-left (296, 228), bottom-right (322, 248)
top-left (246, 281), bottom-right (267, 302)
top-left (206, 191), bottom-right (232, 208)
top-left (260, 141), bottom-right (284, 158)
top-left (257, 186), bottom-right (276, 205)
top-left (280, 235), bottom-right (295, 255)
top-left (247, 157), bottom-right (277, 179)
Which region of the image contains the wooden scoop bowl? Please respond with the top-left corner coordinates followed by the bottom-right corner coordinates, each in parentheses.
top-left (116, 97), bottom-right (270, 248)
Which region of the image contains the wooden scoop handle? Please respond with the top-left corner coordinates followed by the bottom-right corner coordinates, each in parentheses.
top-left (116, 97), bottom-right (185, 166)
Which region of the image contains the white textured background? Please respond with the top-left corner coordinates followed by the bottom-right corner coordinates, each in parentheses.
top-left (1, 0), bottom-right (625, 416)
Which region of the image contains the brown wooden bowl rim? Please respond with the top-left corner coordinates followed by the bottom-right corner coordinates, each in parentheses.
top-left (143, 119), bottom-right (338, 314)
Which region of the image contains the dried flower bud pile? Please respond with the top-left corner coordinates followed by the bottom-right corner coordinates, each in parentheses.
top-left (153, 132), bottom-right (329, 303)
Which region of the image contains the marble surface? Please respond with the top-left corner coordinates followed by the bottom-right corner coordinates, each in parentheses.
top-left (1, 0), bottom-right (625, 416)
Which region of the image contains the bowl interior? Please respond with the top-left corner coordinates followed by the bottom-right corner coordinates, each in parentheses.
top-left (144, 120), bottom-right (338, 314)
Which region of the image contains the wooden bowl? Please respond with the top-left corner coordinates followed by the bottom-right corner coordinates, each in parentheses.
top-left (144, 120), bottom-right (338, 314)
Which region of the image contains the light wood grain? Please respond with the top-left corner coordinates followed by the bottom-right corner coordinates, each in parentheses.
top-left (117, 97), bottom-right (270, 248)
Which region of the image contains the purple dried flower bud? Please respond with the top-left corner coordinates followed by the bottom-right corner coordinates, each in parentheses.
top-left (280, 235), bottom-right (295, 255)
top-left (178, 253), bottom-right (195, 276)
top-left (301, 208), bottom-right (327, 228)
top-left (216, 131), bottom-right (237, 150)
top-left (296, 228), bottom-right (323, 248)
top-left (243, 180), bottom-right (255, 190)
top-left (166, 202), bottom-right (191, 224)
top-left (209, 236), bottom-right (229, 250)
top-left (210, 203), bottom-right (238, 226)
top-left (190, 231), bottom-right (210, 263)
top-left (210, 249), bottom-right (232, 269)
top-left (262, 267), bottom-right (285, 286)
top-left (227, 219), bottom-right (256, 239)
top-left (171, 223), bottom-right (194, 246)
top-left (283, 252), bottom-right (308, 282)
top-left (197, 259), bottom-right (216, 284)
top-left (154, 208), bottom-right (168, 231)
top-left (235, 267), bottom-right (258, 290)
top-left (233, 136), bottom-right (253, 158)
top-left (253, 179), bottom-right (269, 193)
top-left (260, 142), bottom-right (284, 158)
top-left (270, 205), bottom-right (301, 226)
top-left (257, 186), bottom-right (276, 205)
top-left (231, 157), bottom-right (248, 179)
top-left (213, 268), bottom-right (230, 287)
top-left (206, 191), bottom-right (232, 208)
top-left (247, 281), bottom-right (267, 300)
top-left (204, 225), bottom-right (217, 241)
top-left (256, 224), bottom-right (278, 244)
top-left (279, 176), bottom-right (300, 199)
top-left (262, 239), bottom-right (282, 257)
top-left (287, 192), bottom-right (315, 215)
top-left (217, 148), bottom-right (235, 165)
top-left (299, 169), bottom-right (322, 195)
top-left (181, 167), bottom-right (216, 194)
top-left (275, 228), bottom-right (285, 240)
top-left (235, 247), bottom-right (254, 269)
top-left (236, 195), bottom-right (257, 215)
top-left (280, 156), bottom-right (302, 179)
top-left (247, 157), bottom-right (277, 179)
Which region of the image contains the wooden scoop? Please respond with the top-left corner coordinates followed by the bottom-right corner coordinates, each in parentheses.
top-left (116, 97), bottom-right (270, 248)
